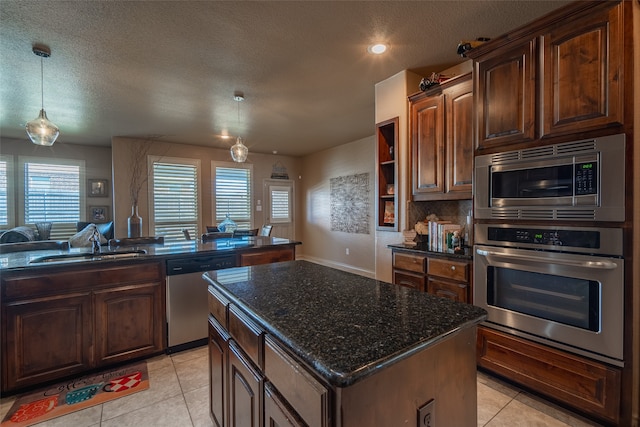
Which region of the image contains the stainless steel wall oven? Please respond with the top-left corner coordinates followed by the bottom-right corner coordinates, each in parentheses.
top-left (474, 224), bottom-right (624, 367)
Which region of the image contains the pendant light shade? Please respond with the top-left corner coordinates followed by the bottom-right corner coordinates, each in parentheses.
top-left (26, 109), bottom-right (59, 146)
top-left (230, 136), bottom-right (248, 162)
top-left (26, 45), bottom-right (59, 146)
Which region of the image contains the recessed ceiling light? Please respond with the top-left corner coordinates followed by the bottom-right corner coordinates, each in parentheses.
top-left (368, 43), bottom-right (387, 55)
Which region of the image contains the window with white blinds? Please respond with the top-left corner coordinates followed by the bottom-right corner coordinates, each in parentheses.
top-left (212, 163), bottom-right (252, 229)
top-left (149, 157), bottom-right (200, 243)
top-left (22, 159), bottom-right (84, 225)
top-left (270, 186), bottom-right (292, 223)
top-left (0, 157), bottom-right (9, 227)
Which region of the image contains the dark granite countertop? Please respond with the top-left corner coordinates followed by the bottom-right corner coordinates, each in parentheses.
top-left (0, 236), bottom-right (300, 271)
top-left (388, 242), bottom-right (473, 260)
top-left (204, 260), bottom-right (486, 388)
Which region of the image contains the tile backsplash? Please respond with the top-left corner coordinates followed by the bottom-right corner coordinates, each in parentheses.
top-left (408, 199), bottom-right (473, 241)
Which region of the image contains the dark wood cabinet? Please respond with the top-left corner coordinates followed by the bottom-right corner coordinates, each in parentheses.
top-left (94, 280), bottom-right (164, 366)
top-left (477, 326), bottom-right (621, 425)
top-left (238, 246), bottom-right (295, 267)
top-left (264, 382), bottom-right (304, 427)
top-left (392, 249), bottom-right (471, 304)
top-left (228, 340), bottom-right (263, 427)
top-left (471, 1), bottom-right (626, 153)
top-left (540, 2), bottom-right (624, 137)
top-left (376, 117), bottom-right (399, 230)
top-left (1, 261), bottom-right (165, 393)
top-left (474, 40), bottom-right (537, 150)
top-left (3, 293), bottom-right (93, 391)
top-left (410, 75), bottom-right (473, 200)
top-left (209, 317), bottom-right (228, 427)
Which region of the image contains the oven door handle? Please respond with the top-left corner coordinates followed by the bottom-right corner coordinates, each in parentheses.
top-left (475, 249), bottom-right (619, 270)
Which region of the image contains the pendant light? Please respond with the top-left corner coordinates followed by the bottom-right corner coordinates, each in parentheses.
top-left (25, 45), bottom-right (59, 146)
top-left (230, 92), bottom-right (248, 162)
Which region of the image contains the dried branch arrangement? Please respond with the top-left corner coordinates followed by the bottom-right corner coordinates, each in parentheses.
top-left (128, 140), bottom-right (153, 207)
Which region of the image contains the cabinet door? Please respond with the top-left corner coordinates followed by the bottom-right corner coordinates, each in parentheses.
top-left (228, 341), bottom-right (262, 427)
top-left (393, 270), bottom-right (426, 292)
top-left (444, 79), bottom-right (473, 197)
top-left (264, 382), bottom-right (305, 427)
top-left (412, 94), bottom-right (444, 196)
top-left (94, 281), bottom-right (164, 365)
top-left (427, 278), bottom-right (469, 303)
top-left (476, 39), bottom-right (537, 150)
top-left (541, 2), bottom-right (623, 137)
top-left (209, 317), bottom-right (228, 427)
top-left (3, 293), bottom-right (92, 391)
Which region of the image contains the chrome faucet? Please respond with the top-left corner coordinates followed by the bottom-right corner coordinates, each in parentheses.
top-left (90, 228), bottom-right (101, 254)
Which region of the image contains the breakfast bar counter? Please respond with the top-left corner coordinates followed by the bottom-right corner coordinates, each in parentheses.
top-left (204, 260), bottom-right (486, 426)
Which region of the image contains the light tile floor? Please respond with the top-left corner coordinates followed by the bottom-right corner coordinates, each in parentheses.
top-left (1, 345), bottom-right (604, 427)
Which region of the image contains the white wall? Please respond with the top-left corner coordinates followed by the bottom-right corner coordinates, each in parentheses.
top-left (374, 70), bottom-right (423, 282)
top-left (298, 136), bottom-right (376, 277)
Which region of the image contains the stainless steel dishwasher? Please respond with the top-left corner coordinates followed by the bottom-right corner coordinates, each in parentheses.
top-left (166, 254), bottom-right (235, 351)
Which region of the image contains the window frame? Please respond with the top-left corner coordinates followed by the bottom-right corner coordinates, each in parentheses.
top-left (147, 155), bottom-right (201, 243)
top-left (211, 161), bottom-right (253, 229)
top-left (0, 155), bottom-right (15, 228)
top-left (18, 156), bottom-right (86, 229)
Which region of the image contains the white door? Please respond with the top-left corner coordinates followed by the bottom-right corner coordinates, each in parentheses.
top-left (263, 180), bottom-right (294, 240)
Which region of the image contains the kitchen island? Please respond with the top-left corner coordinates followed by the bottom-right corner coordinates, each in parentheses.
top-left (0, 236), bottom-right (299, 394)
top-left (205, 260), bottom-right (487, 426)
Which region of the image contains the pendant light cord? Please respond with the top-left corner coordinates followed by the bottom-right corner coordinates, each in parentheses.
top-left (40, 56), bottom-right (44, 110)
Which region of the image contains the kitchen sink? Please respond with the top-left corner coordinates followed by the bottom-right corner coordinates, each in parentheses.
top-left (29, 249), bottom-right (147, 264)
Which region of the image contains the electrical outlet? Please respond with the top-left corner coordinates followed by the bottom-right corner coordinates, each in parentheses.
top-left (345, 248), bottom-right (349, 255)
top-left (418, 399), bottom-right (435, 427)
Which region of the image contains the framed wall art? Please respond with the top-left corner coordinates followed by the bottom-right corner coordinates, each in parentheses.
top-left (88, 179), bottom-right (108, 197)
top-left (89, 206), bottom-right (108, 222)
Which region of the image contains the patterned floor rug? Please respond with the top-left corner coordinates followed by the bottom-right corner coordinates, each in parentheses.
top-left (1, 361), bottom-right (149, 427)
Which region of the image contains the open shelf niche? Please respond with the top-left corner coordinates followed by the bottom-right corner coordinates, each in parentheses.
top-left (376, 117), bottom-right (399, 231)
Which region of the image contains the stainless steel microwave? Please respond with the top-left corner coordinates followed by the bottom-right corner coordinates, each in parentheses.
top-left (474, 133), bottom-right (626, 222)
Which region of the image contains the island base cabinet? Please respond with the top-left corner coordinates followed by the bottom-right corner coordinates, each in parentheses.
top-left (209, 317), bottom-right (228, 427)
top-left (2, 293), bottom-right (92, 392)
top-left (228, 340), bottom-right (263, 427)
top-left (264, 382), bottom-right (305, 427)
top-left (477, 326), bottom-right (621, 425)
top-left (336, 326), bottom-right (478, 426)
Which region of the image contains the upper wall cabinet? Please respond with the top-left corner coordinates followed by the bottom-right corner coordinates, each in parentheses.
top-left (540, 3), bottom-right (623, 137)
top-left (410, 75), bottom-right (473, 201)
top-left (474, 40), bottom-right (537, 150)
top-left (470, 1), bottom-right (626, 153)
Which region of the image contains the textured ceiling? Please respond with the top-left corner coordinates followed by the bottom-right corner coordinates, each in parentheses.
top-left (0, 1), bottom-right (570, 157)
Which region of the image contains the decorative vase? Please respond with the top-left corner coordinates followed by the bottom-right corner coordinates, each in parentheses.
top-left (128, 205), bottom-right (142, 238)
top-left (217, 214), bottom-right (237, 233)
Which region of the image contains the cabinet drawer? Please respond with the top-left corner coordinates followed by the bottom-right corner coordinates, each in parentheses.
top-left (239, 247), bottom-right (295, 266)
top-left (427, 258), bottom-right (468, 282)
top-left (392, 253), bottom-right (426, 274)
top-left (208, 285), bottom-right (229, 328)
top-left (265, 336), bottom-right (330, 427)
top-left (427, 278), bottom-right (469, 303)
top-left (228, 304), bottom-right (263, 369)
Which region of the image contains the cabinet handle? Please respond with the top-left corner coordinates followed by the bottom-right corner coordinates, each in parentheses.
top-left (450, 266), bottom-right (456, 271)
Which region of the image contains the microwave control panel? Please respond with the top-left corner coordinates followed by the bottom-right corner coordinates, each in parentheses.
top-left (574, 161), bottom-right (598, 195)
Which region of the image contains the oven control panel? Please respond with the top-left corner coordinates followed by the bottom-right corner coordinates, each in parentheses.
top-left (487, 227), bottom-right (600, 249)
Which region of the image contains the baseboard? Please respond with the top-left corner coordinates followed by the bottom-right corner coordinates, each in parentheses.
top-left (296, 255), bottom-right (376, 279)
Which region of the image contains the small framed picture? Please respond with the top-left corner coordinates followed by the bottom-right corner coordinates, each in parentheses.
top-left (386, 184), bottom-right (395, 195)
top-left (90, 206), bottom-right (108, 222)
top-left (88, 179), bottom-right (108, 197)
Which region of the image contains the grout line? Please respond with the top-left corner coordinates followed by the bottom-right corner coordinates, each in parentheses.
top-left (481, 391), bottom-right (520, 426)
